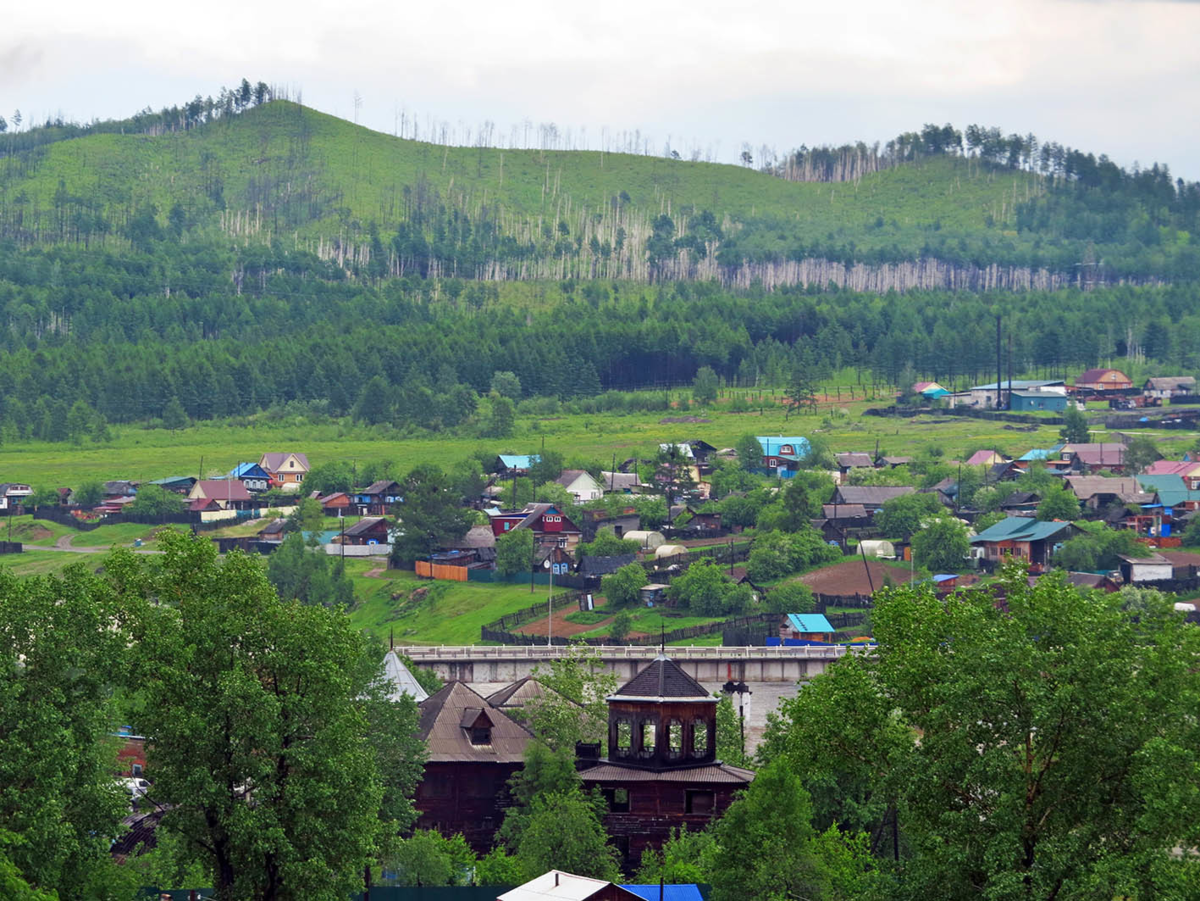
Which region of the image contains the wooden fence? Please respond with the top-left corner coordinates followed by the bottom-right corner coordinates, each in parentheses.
top-left (414, 561), bottom-right (469, 581)
top-left (868, 406), bottom-right (1065, 426)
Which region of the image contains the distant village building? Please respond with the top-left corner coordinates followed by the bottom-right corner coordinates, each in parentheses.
top-left (259, 452), bottom-right (309, 491)
top-left (1144, 376), bottom-right (1196, 401)
top-left (755, 436), bottom-right (811, 477)
top-left (1074, 369), bottom-right (1133, 391)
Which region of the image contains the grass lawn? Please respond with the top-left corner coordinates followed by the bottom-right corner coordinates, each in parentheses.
top-left (576, 608), bottom-right (725, 640)
top-left (0, 550), bottom-right (91, 577)
top-left (344, 565), bottom-right (567, 645)
top-left (0, 514), bottom-right (76, 547)
top-left (69, 522), bottom-right (187, 549)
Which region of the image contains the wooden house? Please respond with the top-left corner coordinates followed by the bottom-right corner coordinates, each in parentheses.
top-left (755, 436), bottom-right (810, 477)
top-left (578, 654), bottom-right (754, 868)
top-left (340, 516), bottom-right (390, 546)
top-left (970, 517), bottom-right (1080, 568)
top-left (599, 471), bottom-right (641, 494)
top-left (0, 483), bottom-right (32, 512)
top-left (782, 613), bottom-right (834, 642)
top-left (1075, 369), bottom-right (1133, 391)
top-left (580, 506), bottom-right (640, 542)
top-left (835, 452), bottom-right (874, 478)
top-left (489, 503), bottom-right (583, 551)
top-left (228, 462), bottom-right (271, 493)
top-left (353, 479), bottom-right (402, 516)
top-left (1144, 377), bottom-right (1196, 401)
top-left (1062, 442), bottom-right (1129, 473)
top-left (831, 485), bottom-right (915, 512)
top-left (315, 491), bottom-right (352, 516)
top-left (259, 452), bottom-right (310, 492)
top-left (414, 682), bottom-right (532, 853)
top-left (147, 476), bottom-right (196, 496)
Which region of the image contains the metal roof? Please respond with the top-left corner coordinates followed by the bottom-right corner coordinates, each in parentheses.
top-left (381, 651), bottom-right (429, 702)
top-left (580, 762), bottom-right (755, 784)
top-left (970, 517), bottom-right (1077, 544)
top-left (417, 682), bottom-right (531, 763)
top-left (499, 871), bottom-right (643, 901)
top-left (621, 886), bottom-right (704, 901)
top-left (610, 654), bottom-right (712, 701)
top-left (787, 613), bottom-right (834, 633)
top-left (498, 454), bottom-right (540, 469)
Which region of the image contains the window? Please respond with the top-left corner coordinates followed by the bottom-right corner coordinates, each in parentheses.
top-left (503, 522), bottom-right (511, 531)
top-left (419, 774), bottom-right (453, 799)
top-left (604, 787), bottom-right (630, 813)
top-left (686, 790), bottom-right (715, 815)
top-left (469, 727), bottom-right (491, 745)
top-left (131, 763), bottom-right (143, 777)
top-left (692, 718), bottom-right (709, 756)
top-left (640, 722), bottom-right (656, 755)
top-left (667, 720), bottom-right (683, 758)
top-left (615, 720), bottom-right (632, 753)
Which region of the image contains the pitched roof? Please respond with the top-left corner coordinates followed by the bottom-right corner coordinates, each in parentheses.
top-left (192, 479), bottom-right (252, 502)
top-left (260, 452), bottom-right (310, 472)
top-left (362, 479), bottom-right (401, 495)
top-left (344, 516), bottom-right (388, 537)
top-left (555, 469), bottom-right (599, 489)
top-left (970, 516), bottom-right (1077, 544)
top-left (381, 651), bottom-right (429, 702)
top-left (835, 452), bottom-right (874, 469)
top-left (578, 554), bottom-right (637, 577)
top-left (610, 654), bottom-right (713, 701)
top-left (821, 503), bottom-right (869, 519)
top-left (1144, 460), bottom-right (1200, 477)
top-left (971, 379), bottom-right (1064, 391)
top-left (1076, 368), bottom-right (1129, 385)
top-left (1066, 443), bottom-right (1128, 466)
top-left (621, 886), bottom-right (704, 901)
top-left (485, 676), bottom-right (576, 710)
top-left (835, 486), bottom-right (916, 506)
top-left (787, 613), bottom-right (834, 633)
top-left (498, 454), bottom-right (539, 469)
top-left (229, 462), bottom-right (269, 479)
top-left (966, 450), bottom-right (1006, 467)
top-left (1017, 444), bottom-right (1064, 462)
top-left (600, 471), bottom-right (640, 491)
top-left (1135, 474), bottom-right (1200, 509)
top-left (756, 436), bottom-right (810, 459)
top-left (417, 681), bottom-right (531, 763)
top-left (1063, 475), bottom-right (1144, 502)
top-left (1146, 376), bottom-right (1196, 390)
top-left (499, 871), bottom-right (644, 901)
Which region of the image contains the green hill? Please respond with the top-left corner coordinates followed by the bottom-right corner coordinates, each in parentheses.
top-left (0, 100), bottom-right (1149, 286)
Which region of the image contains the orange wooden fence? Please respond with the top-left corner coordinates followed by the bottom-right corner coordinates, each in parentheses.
top-left (415, 561), bottom-right (469, 581)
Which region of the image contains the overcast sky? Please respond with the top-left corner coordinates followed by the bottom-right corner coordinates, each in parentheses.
top-left (3, 0), bottom-right (1199, 178)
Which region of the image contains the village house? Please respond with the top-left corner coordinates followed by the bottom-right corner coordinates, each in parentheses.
top-left (781, 613), bottom-right (835, 642)
top-left (970, 517), bottom-right (1080, 568)
top-left (755, 436), bottom-right (811, 478)
top-left (1062, 442), bottom-right (1129, 473)
top-left (1063, 475), bottom-right (1147, 511)
top-left (340, 516), bottom-right (390, 546)
top-left (187, 479), bottom-right (254, 510)
top-left (580, 507), bottom-right (641, 542)
top-left (228, 462), bottom-right (271, 493)
top-left (353, 479), bottom-right (402, 516)
top-left (835, 452), bottom-right (874, 478)
top-left (259, 452), bottom-right (310, 491)
top-left (577, 554), bottom-right (638, 587)
top-left (830, 484), bottom-right (916, 512)
top-left (1117, 552), bottom-right (1174, 583)
top-left (954, 379), bottom-right (1066, 409)
top-left (1009, 390), bottom-right (1070, 412)
top-left (1144, 376), bottom-right (1196, 401)
top-left (875, 455), bottom-right (913, 468)
top-left (495, 454), bottom-right (539, 476)
top-left (103, 480), bottom-right (138, 498)
top-left (912, 381), bottom-right (950, 400)
top-left (314, 491), bottom-right (352, 516)
top-left (578, 654), bottom-right (754, 867)
top-left (600, 471), bottom-right (641, 494)
top-left (1075, 368), bottom-right (1133, 391)
top-left (414, 682), bottom-right (532, 853)
top-left (489, 503), bottom-right (583, 551)
top-left (146, 476), bottom-right (196, 495)
top-left (555, 469), bottom-right (604, 503)
top-left (0, 483), bottom-right (32, 512)
top-left (1144, 459), bottom-right (1200, 488)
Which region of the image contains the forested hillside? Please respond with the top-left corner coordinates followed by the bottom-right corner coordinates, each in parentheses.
top-left (0, 92), bottom-right (1198, 438)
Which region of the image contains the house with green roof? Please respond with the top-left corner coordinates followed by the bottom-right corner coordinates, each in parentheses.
top-left (970, 516), bottom-right (1081, 567)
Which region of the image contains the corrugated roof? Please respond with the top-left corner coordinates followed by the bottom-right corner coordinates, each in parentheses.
top-left (499, 871), bottom-right (643, 901)
top-left (1146, 376), bottom-right (1196, 390)
top-left (1076, 368), bottom-right (1129, 385)
top-left (756, 436), bottom-right (810, 457)
top-left (834, 486), bottom-right (916, 505)
top-left (418, 682), bottom-right (531, 763)
top-left (344, 516), bottom-right (388, 536)
top-left (971, 379), bottom-right (1064, 391)
top-left (1136, 474), bottom-right (1200, 509)
top-left (578, 554), bottom-right (637, 577)
top-left (486, 676), bottom-right (577, 710)
top-left (970, 517), bottom-right (1077, 544)
top-left (580, 762), bottom-right (755, 784)
top-left (381, 651), bottom-right (429, 702)
top-left (835, 453), bottom-right (874, 468)
top-left (787, 613), bottom-right (834, 633)
top-left (821, 504), bottom-right (869, 519)
top-left (611, 655), bottom-right (712, 701)
top-left (1063, 475), bottom-right (1143, 502)
top-left (192, 479), bottom-right (252, 502)
top-left (621, 886), bottom-right (704, 901)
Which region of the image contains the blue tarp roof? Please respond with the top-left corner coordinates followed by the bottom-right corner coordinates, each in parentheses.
top-left (1017, 444), bottom-right (1064, 462)
top-left (787, 613), bottom-right (834, 633)
top-left (622, 886), bottom-right (704, 901)
top-left (497, 454), bottom-right (540, 469)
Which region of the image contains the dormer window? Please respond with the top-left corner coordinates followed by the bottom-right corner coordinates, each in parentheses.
top-left (460, 707), bottom-right (494, 745)
top-left (469, 727), bottom-right (491, 745)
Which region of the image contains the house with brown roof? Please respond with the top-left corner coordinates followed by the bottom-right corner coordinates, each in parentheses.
top-left (414, 682), bottom-right (532, 852)
top-left (489, 503), bottom-right (583, 551)
top-left (1074, 369), bottom-right (1133, 391)
top-left (340, 516), bottom-right (391, 546)
top-left (188, 479), bottom-right (254, 510)
top-left (353, 479), bottom-right (402, 516)
top-left (578, 654), bottom-right (754, 868)
top-left (1062, 475), bottom-right (1148, 511)
top-left (1061, 442), bottom-right (1128, 473)
top-left (259, 452), bottom-right (310, 492)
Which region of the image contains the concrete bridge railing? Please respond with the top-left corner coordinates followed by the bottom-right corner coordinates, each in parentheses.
top-left (397, 644), bottom-right (866, 684)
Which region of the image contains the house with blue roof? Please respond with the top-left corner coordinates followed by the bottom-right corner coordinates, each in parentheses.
top-left (228, 462), bottom-right (271, 493)
top-left (621, 886), bottom-right (704, 901)
top-left (496, 454), bottom-right (540, 475)
top-left (784, 612), bottom-right (834, 642)
top-left (970, 516), bottom-right (1080, 567)
top-left (756, 436), bottom-right (811, 478)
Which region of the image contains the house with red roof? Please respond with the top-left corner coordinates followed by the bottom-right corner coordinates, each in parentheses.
top-left (1074, 369), bottom-right (1132, 391)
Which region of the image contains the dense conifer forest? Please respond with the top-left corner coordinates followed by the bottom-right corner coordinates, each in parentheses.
top-left (1, 87), bottom-right (1198, 439)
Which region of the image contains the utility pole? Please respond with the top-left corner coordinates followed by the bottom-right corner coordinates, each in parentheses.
top-left (995, 314), bottom-right (1003, 411)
